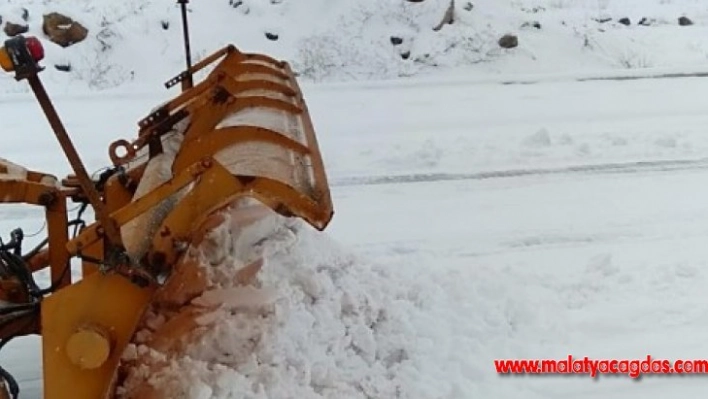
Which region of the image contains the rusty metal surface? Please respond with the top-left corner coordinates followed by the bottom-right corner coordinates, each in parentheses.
top-left (26, 76), bottom-right (123, 249)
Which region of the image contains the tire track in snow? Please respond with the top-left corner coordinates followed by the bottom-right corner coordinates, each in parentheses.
top-left (332, 158), bottom-right (708, 187)
top-left (502, 71), bottom-right (708, 86)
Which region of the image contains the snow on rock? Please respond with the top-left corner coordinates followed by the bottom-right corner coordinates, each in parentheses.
top-left (117, 209), bottom-right (541, 398)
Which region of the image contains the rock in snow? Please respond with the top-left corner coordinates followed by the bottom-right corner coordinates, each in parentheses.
top-left (42, 12), bottom-right (89, 47)
top-left (498, 34), bottom-right (519, 49)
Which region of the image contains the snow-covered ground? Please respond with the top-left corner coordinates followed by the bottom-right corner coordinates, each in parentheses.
top-left (2, 0), bottom-right (708, 397)
top-left (3, 68), bottom-right (708, 397)
top-left (3, 0), bottom-right (708, 90)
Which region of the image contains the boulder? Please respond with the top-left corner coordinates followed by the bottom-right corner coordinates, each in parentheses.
top-left (4, 22), bottom-right (29, 37)
top-left (498, 34), bottom-right (519, 49)
top-left (679, 16), bottom-right (693, 26)
top-left (42, 12), bottom-right (88, 48)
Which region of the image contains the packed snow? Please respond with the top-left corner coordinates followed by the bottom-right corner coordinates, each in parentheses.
top-left (1, 0), bottom-right (708, 398)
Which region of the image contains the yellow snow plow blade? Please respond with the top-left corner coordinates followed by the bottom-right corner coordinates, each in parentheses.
top-left (0, 38), bottom-right (334, 399)
top-left (72, 44), bottom-right (335, 270)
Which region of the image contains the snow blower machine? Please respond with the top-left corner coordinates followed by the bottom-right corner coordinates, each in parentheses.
top-left (0, 2), bottom-right (333, 398)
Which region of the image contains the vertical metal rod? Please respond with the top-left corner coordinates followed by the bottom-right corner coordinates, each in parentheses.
top-left (45, 202), bottom-right (71, 288)
top-left (178, 0), bottom-right (194, 89)
top-left (26, 76), bottom-right (123, 247)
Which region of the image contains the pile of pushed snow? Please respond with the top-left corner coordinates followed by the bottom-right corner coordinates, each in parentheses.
top-left (116, 210), bottom-right (542, 399)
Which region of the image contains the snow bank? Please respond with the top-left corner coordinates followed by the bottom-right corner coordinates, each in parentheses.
top-left (0, 0), bottom-right (509, 91)
top-left (2, 0), bottom-right (708, 92)
top-left (116, 209), bottom-right (536, 398)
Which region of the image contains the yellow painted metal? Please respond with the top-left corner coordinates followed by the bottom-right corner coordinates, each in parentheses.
top-left (173, 126), bottom-right (312, 171)
top-left (81, 166), bottom-right (144, 276)
top-left (41, 272), bottom-right (156, 399)
top-left (66, 325), bottom-right (112, 370)
top-left (0, 42), bottom-right (334, 399)
top-left (45, 197), bottom-right (70, 288)
top-left (66, 161), bottom-right (209, 255)
top-left (76, 43), bottom-right (334, 263)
